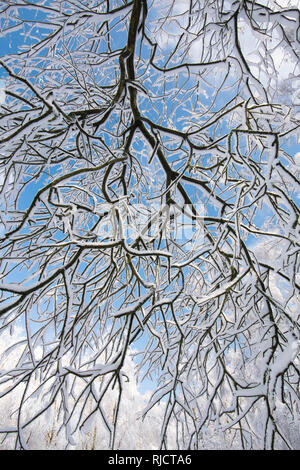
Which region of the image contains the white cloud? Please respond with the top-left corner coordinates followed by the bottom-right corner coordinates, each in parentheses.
top-left (295, 152), bottom-right (300, 166)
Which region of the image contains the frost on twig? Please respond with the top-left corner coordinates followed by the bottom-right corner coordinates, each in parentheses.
top-left (0, 0), bottom-right (299, 450)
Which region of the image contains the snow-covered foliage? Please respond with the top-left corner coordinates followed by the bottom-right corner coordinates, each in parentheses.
top-left (0, 0), bottom-right (299, 450)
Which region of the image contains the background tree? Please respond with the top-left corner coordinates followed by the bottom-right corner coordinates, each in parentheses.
top-left (0, 0), bottom-right (299, 450)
